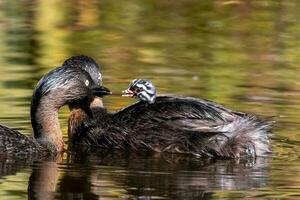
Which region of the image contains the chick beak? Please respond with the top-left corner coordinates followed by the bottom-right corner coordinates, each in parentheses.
top-left (122, 88), bottom-right (134, 97)
top-left (92, 86), bottom-right (112, 97)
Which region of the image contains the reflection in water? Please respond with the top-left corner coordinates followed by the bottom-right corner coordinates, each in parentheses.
top-left (0, 0), bottom-right (300, 199)
top-left (25, 148), bottom-right (269, 200)
top-left (28, 155), bottom-right (62, 200)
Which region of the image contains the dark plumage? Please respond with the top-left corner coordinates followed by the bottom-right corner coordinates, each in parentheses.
top-left (0, 125), bottom-right (47, 156)
top-left (70, 79), bottom-right (273, 159)
top-left (0, 56), bottom-right (110, 157)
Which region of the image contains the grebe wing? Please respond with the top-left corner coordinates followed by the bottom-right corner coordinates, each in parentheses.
top-left (0, 125), bottom-right (43, 156)
top-left (113, 96), bottom-right (239, 132)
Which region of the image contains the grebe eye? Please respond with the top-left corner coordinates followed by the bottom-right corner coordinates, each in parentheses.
top-left (85, 80), bottom-right (89, 86)
top-left (98, 73), bottom-right (102, 84)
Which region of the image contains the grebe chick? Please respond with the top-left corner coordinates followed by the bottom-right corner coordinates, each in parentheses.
top-left (0, 57), bottom-right (110, 157)
top-left (122, 79), bottom-right (156, 104)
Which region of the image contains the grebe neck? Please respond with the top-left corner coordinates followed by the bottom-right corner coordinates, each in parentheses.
top-left (68, 97), bottom-right (104, 139)
top-left (31, 92), bottom-right (65, 152)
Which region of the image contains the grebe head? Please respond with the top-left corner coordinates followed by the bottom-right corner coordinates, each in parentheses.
top-left (63, 55), bottom-right (103, 86)
top-left (122, 79), bottom-right (156, 104)
top-left (63, 55), bottom-right (108, 108)
top-left (30, 65), bottom-right (110, 152)
top-left (32, 66), bottom-right (110, 108)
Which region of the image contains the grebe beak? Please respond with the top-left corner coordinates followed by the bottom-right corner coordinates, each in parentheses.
top-left (92, 86), bottom-right (112, 97)
top-left (122, 89), bottom-right (134, 97)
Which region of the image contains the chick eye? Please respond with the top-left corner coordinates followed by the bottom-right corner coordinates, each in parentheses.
top-left (136, 88), bottom-right (143, 93)
top-left (85, 80), bottom-right (89, 86)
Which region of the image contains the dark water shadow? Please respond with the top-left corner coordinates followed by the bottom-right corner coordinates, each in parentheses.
top-left (25, 147), bottom-right (269, 200)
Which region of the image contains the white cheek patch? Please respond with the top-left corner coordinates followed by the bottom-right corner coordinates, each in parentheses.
top-left (136, 83), bottom-right (155, 95)
top-left (139, 91), bottom-right (155, 104)
top-left (136, 83), bottom-right (148, 91)
top-left (85, 80), bottom-right (89, 86)
top-left (145, 82), bottom-right (151, 86)
top-left (138, 91), bottom-right (150, 100)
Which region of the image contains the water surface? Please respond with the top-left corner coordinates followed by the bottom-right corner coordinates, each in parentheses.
top-left (0, 0), bottom-right (300, 199)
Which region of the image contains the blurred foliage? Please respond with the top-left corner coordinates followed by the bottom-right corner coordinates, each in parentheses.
top-left (0, 0), bottom-right (300, 199)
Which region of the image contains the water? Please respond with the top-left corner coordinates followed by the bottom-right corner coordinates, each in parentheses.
top-left (0, 0), bottom-right (300, 199)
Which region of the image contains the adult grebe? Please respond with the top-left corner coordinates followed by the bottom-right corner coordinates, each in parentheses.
top-left (69, 78), bottom-right (272, 159)
top-left (0, 57), bottom-right (110, 157)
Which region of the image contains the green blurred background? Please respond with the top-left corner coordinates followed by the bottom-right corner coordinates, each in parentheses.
top-left (1, 0), bottom-right (300, 199)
